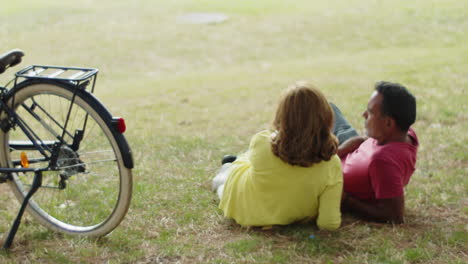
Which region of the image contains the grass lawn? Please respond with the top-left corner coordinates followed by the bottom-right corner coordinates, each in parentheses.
top-left (0, 0), bottom-right (466, 263)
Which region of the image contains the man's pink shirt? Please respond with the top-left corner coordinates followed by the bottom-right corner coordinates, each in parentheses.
top-left (341, 128), bottom-right (419, 200)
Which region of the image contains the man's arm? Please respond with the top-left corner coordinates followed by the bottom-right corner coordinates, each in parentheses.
top-left (337, 136), bottom-right (367, 158)
top-left (342, 193), bottom-right (404, 223)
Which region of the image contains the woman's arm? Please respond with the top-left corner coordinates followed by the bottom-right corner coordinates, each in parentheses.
top-left (317, 180), bottom-right (343, 231)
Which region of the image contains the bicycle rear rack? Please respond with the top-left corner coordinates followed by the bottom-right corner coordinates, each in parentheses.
top-left (16, 65), bottom-right (98, 82)
top-left (15, 65), bottom-right (99, 93)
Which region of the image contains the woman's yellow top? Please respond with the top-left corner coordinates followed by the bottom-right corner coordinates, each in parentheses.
top-left (219, 130), bottom-right (343, 230)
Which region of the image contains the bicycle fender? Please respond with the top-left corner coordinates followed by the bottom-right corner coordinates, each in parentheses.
top-left (74, 90), bottom-right (135, 169)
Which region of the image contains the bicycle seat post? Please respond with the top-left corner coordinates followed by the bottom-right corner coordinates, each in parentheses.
top-left (3, 170), bottom-right (42, 249)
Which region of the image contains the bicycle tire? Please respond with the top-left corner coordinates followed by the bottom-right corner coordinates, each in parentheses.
top-left (0, 80), bottom-right (132, 236)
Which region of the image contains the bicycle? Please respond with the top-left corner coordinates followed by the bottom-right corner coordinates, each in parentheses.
top-left (0, 49), bottom-right (133, 249)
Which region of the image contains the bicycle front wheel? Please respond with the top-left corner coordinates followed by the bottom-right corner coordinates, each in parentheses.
top-left (0, 81), bottom-right (132, 236)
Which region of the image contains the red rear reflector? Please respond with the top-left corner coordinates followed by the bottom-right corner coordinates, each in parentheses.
top-left (115, 117), bottom-right (126, 133)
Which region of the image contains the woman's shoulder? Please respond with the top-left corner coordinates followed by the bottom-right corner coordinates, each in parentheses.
top-left (245, 130), bottom-right (274, 154)
top-left (327, 154), bottom-right (343, 182)
top-left (255, 130), bottom-right (274, 137)
top-left (315, 154), bottom-right (341, 170)
top-left (330, 154), bottom-right (341, 166)
top-left (251, 130), bottom-right (275, 143)
top-left (309, 154), bottom-right (342, 182)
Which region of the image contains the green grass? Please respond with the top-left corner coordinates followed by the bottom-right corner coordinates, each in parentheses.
top-left (0, 0), bottom-right (467, 263)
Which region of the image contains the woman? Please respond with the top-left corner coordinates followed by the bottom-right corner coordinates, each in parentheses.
top-left (212, 81), bottom-right (343, 230)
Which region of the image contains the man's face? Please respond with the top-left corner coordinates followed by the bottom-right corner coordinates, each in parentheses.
top-left (362, 91), bottom-right (388, 141)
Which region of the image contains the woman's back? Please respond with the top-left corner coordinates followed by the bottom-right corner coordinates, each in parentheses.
top-left (219, 130), bottom-right (342, 230)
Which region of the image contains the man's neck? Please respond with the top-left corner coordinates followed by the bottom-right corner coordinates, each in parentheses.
top-left (377, 131), bottom-right (408, 145)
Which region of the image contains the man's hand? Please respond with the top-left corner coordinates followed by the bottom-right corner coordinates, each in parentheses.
top-left (337, 136), bottom-right (368, 158)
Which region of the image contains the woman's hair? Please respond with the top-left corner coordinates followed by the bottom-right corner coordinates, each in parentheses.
top-left (271, 81), bottom-right (338, 167)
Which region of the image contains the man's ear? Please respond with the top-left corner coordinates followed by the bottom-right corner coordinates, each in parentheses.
top-left (386, 117), bottom-right (395, 129)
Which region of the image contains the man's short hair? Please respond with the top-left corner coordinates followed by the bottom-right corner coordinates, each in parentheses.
top-left (375, 81), bottom-right (416, 132)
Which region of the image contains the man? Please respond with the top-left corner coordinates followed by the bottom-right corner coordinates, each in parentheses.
top-left (332, 81), bottom-right (418, 223)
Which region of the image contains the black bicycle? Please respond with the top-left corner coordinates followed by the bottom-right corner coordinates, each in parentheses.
top-left (0, 49), bottom-right (133, 249)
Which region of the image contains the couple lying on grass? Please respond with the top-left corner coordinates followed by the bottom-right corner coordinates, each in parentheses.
top-left (212, 81), bottom-right (418, 230)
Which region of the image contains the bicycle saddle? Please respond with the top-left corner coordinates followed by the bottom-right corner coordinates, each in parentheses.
top-left (0, 49), bottom-right (25, 74)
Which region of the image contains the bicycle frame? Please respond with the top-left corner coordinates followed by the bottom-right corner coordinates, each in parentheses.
top-left (2, 66), bottom-right (98, 170)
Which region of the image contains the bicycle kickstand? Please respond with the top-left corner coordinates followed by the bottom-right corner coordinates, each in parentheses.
top-left (3, 171), bottom-right (42, 249)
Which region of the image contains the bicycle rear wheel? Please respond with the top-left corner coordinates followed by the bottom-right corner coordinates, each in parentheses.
top-left (0, 81), bottom-right (132, 236)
